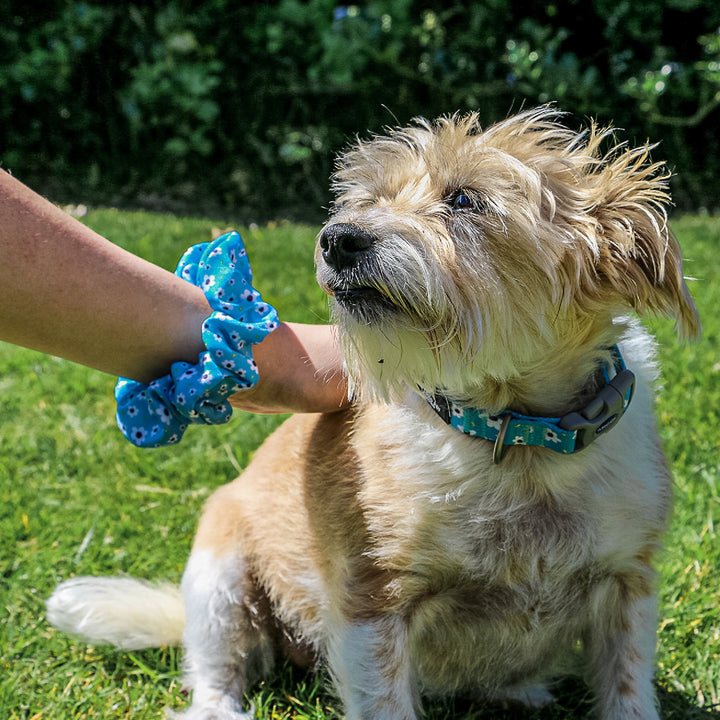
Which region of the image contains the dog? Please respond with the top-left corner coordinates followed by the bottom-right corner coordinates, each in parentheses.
top-left (47, 107), bottom-right (700, 720)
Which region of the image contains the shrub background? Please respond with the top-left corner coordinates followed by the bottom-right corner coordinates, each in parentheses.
top-left (2, 1), bottom-right (720, 219)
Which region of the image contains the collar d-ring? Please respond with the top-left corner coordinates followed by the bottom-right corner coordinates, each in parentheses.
top-left (492, 414), bottom-right (512, 465)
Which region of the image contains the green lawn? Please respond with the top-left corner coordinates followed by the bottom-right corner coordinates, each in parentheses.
top-left (1, 209), bottom-right (719, 719)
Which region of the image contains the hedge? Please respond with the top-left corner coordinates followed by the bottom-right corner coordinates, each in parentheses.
top-left (2, 1), bottom-right (719, 220)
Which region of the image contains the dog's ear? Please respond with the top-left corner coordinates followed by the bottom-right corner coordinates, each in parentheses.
top-left (580, 140), bottom-right (701, 340)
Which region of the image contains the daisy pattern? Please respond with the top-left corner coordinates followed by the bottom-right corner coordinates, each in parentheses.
top-left (131, 427), bottom-right (148, 444)
top-left (156, 406), bottom-right (173, 424)
top-left (486, 414), bottom-right (504, 430)
top-left (545, 428), bottom-right (561, 444)
top-left (512, 436), bottom-right (527, 445)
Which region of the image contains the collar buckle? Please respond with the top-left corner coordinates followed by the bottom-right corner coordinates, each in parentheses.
top-left (559, 369), bottom-right (636, 452)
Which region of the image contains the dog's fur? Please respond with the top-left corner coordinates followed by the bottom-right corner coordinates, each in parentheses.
top-left (48, 107), bottom-right (700, 719)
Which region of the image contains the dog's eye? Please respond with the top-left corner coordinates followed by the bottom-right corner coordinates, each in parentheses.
top-left (449, 190), bottom-right (477, 212)
top-left (454, 193), bottom-right (472, 209)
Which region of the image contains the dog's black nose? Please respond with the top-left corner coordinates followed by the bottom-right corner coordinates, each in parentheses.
top-left (319, 223), bottom-right (375, 270)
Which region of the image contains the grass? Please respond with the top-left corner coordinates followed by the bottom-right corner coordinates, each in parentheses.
top-left (1, 208), bottom-right (719, 719)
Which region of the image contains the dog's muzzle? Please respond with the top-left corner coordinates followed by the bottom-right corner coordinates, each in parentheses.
top-left (318, 223), bottom-right (392, 316)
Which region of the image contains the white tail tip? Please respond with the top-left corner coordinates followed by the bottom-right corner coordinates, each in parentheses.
top-left (47, 576), bottom-right (185, 650)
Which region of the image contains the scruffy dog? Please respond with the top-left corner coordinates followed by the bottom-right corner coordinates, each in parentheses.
top-left (48, 107), bottom-right (700, 720)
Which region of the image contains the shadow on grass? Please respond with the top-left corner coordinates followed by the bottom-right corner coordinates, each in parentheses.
top-left (432, 680), bottom-right (720, 719)
top-left (249, 664), bottom-right (720, 719)
top-left (88, 651), bottom-right (720, 719)
top-left (656, 685), bottom-right (720, 720)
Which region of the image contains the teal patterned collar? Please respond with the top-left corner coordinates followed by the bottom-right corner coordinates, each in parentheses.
top-left (422, 346), bottom-right (635, 464)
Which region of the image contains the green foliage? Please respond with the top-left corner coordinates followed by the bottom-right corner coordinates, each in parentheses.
top-left (622, 25), bottom-right (720, 126)
top-left (1, 210), bottom-right (720, 718)
top-left (120, 5), bottom-right (223, 163)
top-left (2, 2), bottom-right (720, 217)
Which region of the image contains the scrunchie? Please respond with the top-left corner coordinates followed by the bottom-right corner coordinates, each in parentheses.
top-left (115, 231), bottom-right (279, 448)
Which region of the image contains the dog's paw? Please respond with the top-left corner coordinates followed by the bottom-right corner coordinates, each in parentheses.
top-left (166, 697), bottom-right (255, 720)
top-left (166, 710), bottom-right (254, 720)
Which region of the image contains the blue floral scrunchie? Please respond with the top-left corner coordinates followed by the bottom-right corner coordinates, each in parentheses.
top-left (115, 231), bottom-right (279, 448)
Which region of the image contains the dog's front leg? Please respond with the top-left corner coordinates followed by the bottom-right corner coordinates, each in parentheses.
top-left (585, 575), bottom-right (660, 720)
top-left (172, 550), bottom-right (274, 720)
top-left (327, 613), bottom-right (419, 720)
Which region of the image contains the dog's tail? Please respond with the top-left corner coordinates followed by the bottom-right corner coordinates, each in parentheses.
top-left (46, 576), bottom-right (185, 650)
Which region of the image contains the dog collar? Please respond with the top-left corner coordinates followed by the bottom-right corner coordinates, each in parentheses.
top-left (422, 346), bottom-right (635, 464)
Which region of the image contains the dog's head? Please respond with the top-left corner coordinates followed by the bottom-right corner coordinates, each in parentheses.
top-left (316, 107), bottom-right (700, 403)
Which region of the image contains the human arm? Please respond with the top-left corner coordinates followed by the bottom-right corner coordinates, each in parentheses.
top-left (0, 170), bottom-right (348, 413)
top-left (0, 169), bottom-right (209, 382)
top-left (237, 321), bottom-right (348, 414)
